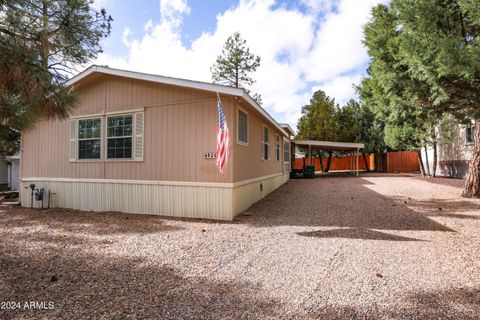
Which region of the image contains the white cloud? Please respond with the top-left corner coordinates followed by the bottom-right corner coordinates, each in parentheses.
top-left (91, 0), bottom-right (112, 11)
top-left (144, 19), bottom-right (154, 32)
top-left (160, 0), bottom-right (191, 26)
top-left (94, 0), bottom-right (383, 127)
top-left (300, 0), bottom-right (336, 13)
top-left (301, 0), bottom-right (382, 82)
top-left (313, 74), bottom-right (363, 106)
top-left (121, 28), bottom-right (131, 47)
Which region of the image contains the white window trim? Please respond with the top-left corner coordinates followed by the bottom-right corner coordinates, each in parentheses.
top-left (75, 116), bottom-right (103, 162)
top-left (283, 137), bottom-right (291, 164)
top-left (275, 135), bottom-right (280, 162)
top-left (69, 107), bottom-right (144, 119)
top-left (70, 111), bottom-right (144, 163)
top-left (262, 125), bottom-right (270, 161)
top-left (236, 106), bottom-right (249, 146)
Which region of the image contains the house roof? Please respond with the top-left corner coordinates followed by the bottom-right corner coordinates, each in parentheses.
top-left (66, 65), bottom-right (288, 137)
top-left (280, 123), bottom-right (296, 137)
top-left (294, 140), bottom-right (365, 151)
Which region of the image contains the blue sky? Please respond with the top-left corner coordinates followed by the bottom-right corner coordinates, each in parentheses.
top-left (92, 0), bottom-right (384, 127)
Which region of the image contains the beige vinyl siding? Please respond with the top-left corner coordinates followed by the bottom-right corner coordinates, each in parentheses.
top-left (232, 101), bottom-right (285, 182)
top-left (22, 76), bottom-right (233, 183)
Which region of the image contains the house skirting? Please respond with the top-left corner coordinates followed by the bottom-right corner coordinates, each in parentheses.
top-left (438, 160), bottom-right (469, 179)
top-left (20, 173), bottom-right (289, 220)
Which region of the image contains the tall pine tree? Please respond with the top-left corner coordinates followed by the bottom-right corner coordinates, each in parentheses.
top-left (0, 0), bottom-right (112, 154)
top-left (211, 32), bottom-right (262, 103)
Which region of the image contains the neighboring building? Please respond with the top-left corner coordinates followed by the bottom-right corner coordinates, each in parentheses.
top-left (20, 66), bottom-right (291, 220)
top-left (6, 154), bottom-right (20, 190)
top-left (421, 118), bottom-right (475, 178)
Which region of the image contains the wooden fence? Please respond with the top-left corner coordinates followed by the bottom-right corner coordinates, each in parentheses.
top-left (294, 154), bottom-right (373, 171)
top-left (294, 151), bottom-right (420, 173)
top-left (383, 151), bottom-right (419, 173)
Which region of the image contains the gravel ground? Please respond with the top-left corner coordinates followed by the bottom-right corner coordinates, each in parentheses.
top-left (1, 173), bottom-right (479, 319)
top-left (407, 173), bottom-right (466, 189)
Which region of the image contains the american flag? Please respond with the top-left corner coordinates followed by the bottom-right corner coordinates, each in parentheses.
top-left (216, 95), bottom-right (230, 174)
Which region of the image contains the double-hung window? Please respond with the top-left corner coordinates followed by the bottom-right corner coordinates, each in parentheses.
top-left (71, 112), bottom-right (144, 162)
top-left (107, 115), bottom-right (133, 159)
top-left (262, 126), bottom-right (270, 160)
top-left (78, 118), bottom-right (101, 160)
top-left (284, 138), bottom-right (290, 163)
top-left (466, 122), bottom-right (474, 144)
top-left (237, 108), bottom-right (248, 145)
top-left (275, 135), bottom-right (280, 161)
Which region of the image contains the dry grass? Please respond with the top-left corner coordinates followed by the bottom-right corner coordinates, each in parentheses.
top-left (1, 173), bottom-right (479, 319)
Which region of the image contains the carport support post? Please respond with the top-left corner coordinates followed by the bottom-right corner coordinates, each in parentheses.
top-left (356, 148), bottom-right (359, 176)
top-left (350, 151), bottom-right (353, 175)
top-left (309, 144), bottom-right (312, 166)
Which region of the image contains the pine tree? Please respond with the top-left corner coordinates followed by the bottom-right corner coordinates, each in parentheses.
top-left (0, 0), bottom-right (112, 154)
top-left (361, 0), bottom-right (480, 193)
top-left (211, 32), bottom-right (262, 103)
top-left (358, 3), bottom-right (443, 177)
top-left (297, 90), bottom-right (340, 172)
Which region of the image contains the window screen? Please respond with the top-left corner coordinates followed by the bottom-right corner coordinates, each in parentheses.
top-left (262, 126), bottom-right (269, 160)
top-left (107, 115), bottom-right (133, 159)
top-left (466, 123), bottom-right (474, 144)
top-left (276, 136), bottom-right (280, 161)
top-left (284, 139), bottom-right (291, 163)
top-left (238, 109), bottom-right (248, 144)
top-left (78, 118), bottom-right (101, 159)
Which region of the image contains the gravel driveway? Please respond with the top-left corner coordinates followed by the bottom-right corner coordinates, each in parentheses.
top-left (1, 173), bottom-right (479, 319)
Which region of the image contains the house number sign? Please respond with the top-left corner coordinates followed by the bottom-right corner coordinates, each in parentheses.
top-left (204, 152), bottom-right (217, 159)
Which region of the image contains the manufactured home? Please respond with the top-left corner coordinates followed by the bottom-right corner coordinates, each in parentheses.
top-left (20, 66), bottom-right (291, 220)
top-left (421, 118), bottom-right (476, 178)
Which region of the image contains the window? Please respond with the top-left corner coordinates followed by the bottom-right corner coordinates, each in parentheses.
top-left (237, 109), bottom-right (248, 144)
top-left (466, 123), bottom-right (474, 144)
top-left (262, 126), bottom-right (269, 160)
top-left (70, 112), bottom-right (144, 162)
top-left (78, 118), bottom-right (101, 159)
top-left (275, 135), bottom-right (280, 161)
top-left (284, 138), bottom-right (290, 163)
top-left (107, 115), bottom-right (133, 159)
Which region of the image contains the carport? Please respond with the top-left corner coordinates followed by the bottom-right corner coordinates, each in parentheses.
top-left (293, 140), bottom-right (365, 176)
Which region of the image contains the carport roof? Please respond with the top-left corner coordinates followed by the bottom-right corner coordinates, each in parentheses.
top-left (294, 140), bottom-right (365, 151)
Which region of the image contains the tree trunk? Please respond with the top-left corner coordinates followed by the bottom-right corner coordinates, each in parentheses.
top-left (325, 150), bottom-right (333, 172)
top-left (317, 150), bottom-right (324, 172)
top-left (41, 0), bottom-right (50, 68)
top-left (462, 121), bottom-right (480, 198)
top-left (432, 140), bottom-right (438, 178)
top-left (362, 152), bottom-right (370, 172)
top-left (424, 145), bottom-right (431, 177)
top-left (417, 149), bottom-right (426, 177)
top-left (235, 65), bottom-right (239, 88)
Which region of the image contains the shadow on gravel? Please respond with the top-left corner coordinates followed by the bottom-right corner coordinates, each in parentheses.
top-left (302, 286), bottom-right (480, 320)
top-left (0, 244), bottom-right (282, 320)
top-left (0, 208), bottom-right (184, 236)
top-left (403, 198), bottom-right (480, 220)
top-left (297, 227), bottom-right (425, 242)
top-left (242, 176), bottom-right (455, 239)
top-left (392, 286), bottom-right (480, 320)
